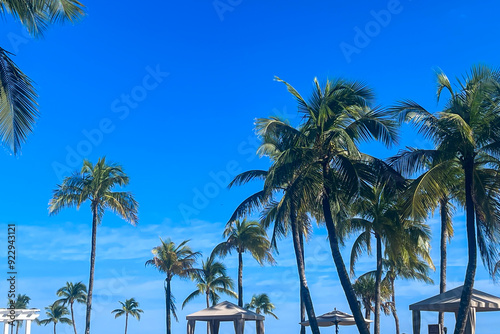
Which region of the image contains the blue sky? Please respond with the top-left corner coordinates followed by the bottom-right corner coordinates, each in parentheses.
top-left (1, 0), bottom-right (500, 333)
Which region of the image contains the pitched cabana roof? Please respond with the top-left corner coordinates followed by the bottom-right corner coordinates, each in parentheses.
top-left (186, 301), bottom-right (265, 321)
top-left (409, 285), bottom-right (500, 312)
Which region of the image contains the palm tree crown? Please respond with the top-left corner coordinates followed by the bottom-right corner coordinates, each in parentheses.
top-left (37, 302), bottom-right (72, 334)
top-left (245, 293), bottom-right (278, 319)
top-left (213, 219), bottom-right (275, 306)
top-left (111, 298), bottom-right (143, 334)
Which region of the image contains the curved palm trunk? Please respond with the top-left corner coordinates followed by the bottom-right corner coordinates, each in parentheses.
top-left (290, 207), bottom-right (320, 334)
top-left (374, 234), bottom-right (382, 334)
top-left (439, 199), bottom-right (448, 332)
top-left (85, 204), bottom-right (99, 334)
top-left (390, 276), bottom-right (400, 334)
top-left (166, 279), bottom-right (172, 334)
top-left (71, 302), bottom-right (78, 334)
top-left (238, 252), bottom-right (243, 307)
top-left (321, 164), bottom-right (370, 334)
top-left (454, 159), bottom-right (477, 334)
top-left (299, 232), bottom-right (306, 334)
top-left (124, 313), bottom-right (129, 334)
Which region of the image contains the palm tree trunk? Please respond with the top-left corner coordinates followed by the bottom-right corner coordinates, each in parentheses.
top-left (439, 198), bottom-right (448, 332)
top-left (85, 203), bottom-right (99, 334)
top-left (54, 322), bottom-right (57, 334)
top-left (125, 313), bottom-right (128, 334)
top-left (71, 302), bottom-right (78, 334)
top-left (290, 206), bottom-right (320, 334)
top-left (374, 234), bottom-right (382, 334)
top-left (166, 279), bottom-right (171, 334)
top-left (15, 321), bottom-right (19, 334)
top-left (321, 163), bottom-right (370, 334)
top-left (238, 251), bottom-right (243, 307)
top-left (206, 292), bottom-right (210, 334)
top-left (299, 232), bottom-right (306, 334)
top-left (454, 159), bottom-right (477, 334)
top-left (390, 276), bottom-right (400, 334)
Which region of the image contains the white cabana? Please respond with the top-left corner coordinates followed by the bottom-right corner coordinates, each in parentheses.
top-left (409, 285), bottom-right (500, 334)
top-left (186, 301), bottom-right (265, 334)
top-left (0, 309), bottom-right (40, 334)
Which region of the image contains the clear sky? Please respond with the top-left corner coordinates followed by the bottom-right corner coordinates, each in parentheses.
top-left (1, 0), bottom-right (500, 333)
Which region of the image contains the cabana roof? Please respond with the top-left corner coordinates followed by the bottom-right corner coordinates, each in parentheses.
top-left (409, 285), bottom-right (500, 312)
top-left (186, 301), bottom-right (265, 321)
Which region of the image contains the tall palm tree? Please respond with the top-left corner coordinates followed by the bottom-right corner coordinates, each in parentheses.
top-left (37, 302), bottom-right (72, 334)
top-left (182, 252), bottom-right (237, 309)
top-left (390, 65), bottom-right (500, 334)
top-left (111, 298), bottom-right (143, 334)
top-left (213, 219), bottom-right (275, 307)
top-left (228, 118), bottom-right (322, 334)
top-left (56, 281), bottom-right (87, 334)
top-left (7, 294), bottom-right (30, 334)
top-left (48, 157), bottom-right (139, 334)
top-left (244, 293), bottom-right (278, 319)
top-left (269, 76), bottom-right (398, 334)
top-left (145, 238), bottom-right (200, 334)
top-left (0, 0), bottom-right (85, 155)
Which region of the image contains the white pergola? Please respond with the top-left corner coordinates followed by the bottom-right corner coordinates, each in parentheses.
top-left (186, 301), bottom-right (265, 334)
top-left (409, 286), bottom-right (500, 334)
top-left (0, 309), bottom-right (40, 334)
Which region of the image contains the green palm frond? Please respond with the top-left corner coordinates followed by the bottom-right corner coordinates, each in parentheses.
top-left (0, 47), bottom-right (38, 155)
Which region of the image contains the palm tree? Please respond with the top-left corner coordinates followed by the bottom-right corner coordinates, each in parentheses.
top-left (111, 298), bottom-right (143, 334)
top-left (0, 0), bottom-right (84, 155)
top-left (228, 119), bottom-right (322, 334)
top-left (48, 157), bottom-right (139, 334)
top-left (347, 180), bottom-right (407, 334)
top-left (7, 294), bottom-right (30, 334)
top-left (245, 293), bottom-right (278, 319)
top-left (384, 256), bottom-right (433, 334)
top-left (145, 238), bottom-right (200, 334)
top-left (352, 274), bottom-right (391, 320)
top-left (268, 76), bottom-right (397, 334)
top-left (56, 281), bottom-right (87, 334)
top-left (37, 302), bottom-right (72, 334)
top-left (183, 252), bottom-right (237, 334)
top-left (213, 219), bottom-right (275, 307)
top-left (390, 65), bottom-right (500, 334)
top-left (182, 252), bottom-right (237, 309)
